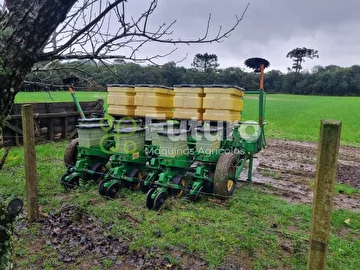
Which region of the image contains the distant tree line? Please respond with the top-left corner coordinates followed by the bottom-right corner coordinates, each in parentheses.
top-left (22, 60), bottom-right (360, 96)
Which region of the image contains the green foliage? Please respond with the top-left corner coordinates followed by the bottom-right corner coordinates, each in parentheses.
top-left (335, 183), bottom-right (360, 196)
top-left (21, 60), bottom-right (360, 96)
top-left (0, 197), bottom-right (21, 270)
top-left (191, 53), bottom-right (219, 72)
top-left (0, 203), bottom-right (13, 270)
top-left (286, 47), bottom-right (319, 72)
top-left (260, 169), bottom-right (282, 179)
top-left (0, 57), bottom-right (7, 76)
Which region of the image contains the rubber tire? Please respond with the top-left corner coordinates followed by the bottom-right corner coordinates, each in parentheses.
top-left (91, 163), bottom-right (107, 183)
top-left (60, 172), bottom-right (70, 188)
top-left (62, 175), bottom-right (80, 190)
top-left (146, 188), bottom-right (156, 209)
top-left (123, 169), bottom-right (143, 190)
top-left (153, 191), bottom-right (168, 211)
top-left (64, 138), bottom-right (79, 168)
top-left (169, 175), bottom-right (186, 197)
top-left (214, 153), bottom-right (237, 199)
top-left (98, 180), bottom-right (107, 196)
top-left (105, 182), bottom-right (121, 199)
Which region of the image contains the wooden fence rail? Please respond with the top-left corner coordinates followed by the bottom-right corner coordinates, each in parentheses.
top-left (2, 99), bottom-right (104, 147)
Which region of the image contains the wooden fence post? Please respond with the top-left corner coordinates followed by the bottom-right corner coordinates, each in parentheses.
top-left (21, 104), bottom-right (39, 221)
top-left (307, 120), bottom-right (342, 270)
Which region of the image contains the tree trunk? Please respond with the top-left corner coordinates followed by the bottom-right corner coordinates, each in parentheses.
top-left (0, 1), bottom-right (76, 267)
top-left (0, 0), bottom-right (77, 130)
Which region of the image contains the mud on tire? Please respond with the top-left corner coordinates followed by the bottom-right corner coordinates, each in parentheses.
top-left (214, 153), bottom-right (237, 199)
top-left (64, 138), bottom-right (79, 168)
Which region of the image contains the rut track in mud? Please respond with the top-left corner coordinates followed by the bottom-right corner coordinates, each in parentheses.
top-left (251, 139), bottom-right (360, 210)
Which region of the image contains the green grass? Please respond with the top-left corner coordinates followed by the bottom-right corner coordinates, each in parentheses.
top-left (15, 91), bottom-right (107, 104)
top-left (241, 94), bottom-right (360, 147)
top-left (1, 143), bottom-right (360, 269)
top-left (5, 91), bottom-right (359, 268)
top-left (15, 92), bottom-right (360, 147)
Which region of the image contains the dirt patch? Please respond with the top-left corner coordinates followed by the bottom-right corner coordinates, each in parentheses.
top-left (218, 251), bottom-right (253, 270)
top-left (252, 139), bottom-right (360, 210)
top-left (15, 205), bottom-right (207, 270)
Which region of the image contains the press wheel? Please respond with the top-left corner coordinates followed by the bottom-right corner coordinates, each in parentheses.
top-left (91, 163), bottom-right (107, 183)
top-left (105, 182), bottom-right (121, 198)
top-left (146, 188), bottom-right (156, 209)
top-left (124, 168), bottom-right (143, 190)
top-left (153, 191), bottom-right (168, 211)
top-left (214, 153), bottom-right (237, 199)
top-left (98, 180), bottom-right (107, 196)
top-left (61, 175), bottom-right (80, 190)
top-left (169, 174), bottom-right (186, 197)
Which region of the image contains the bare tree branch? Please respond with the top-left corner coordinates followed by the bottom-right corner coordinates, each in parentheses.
top-left (42, 0), bottom-right (127, 58)
top-left (39, 1), bottom-right (250, 63)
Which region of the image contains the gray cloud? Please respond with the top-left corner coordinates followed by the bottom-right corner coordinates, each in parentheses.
top-left (2, 0), bottom-right (358, 72)
top-left (126, 0), bottom-right (360, 72)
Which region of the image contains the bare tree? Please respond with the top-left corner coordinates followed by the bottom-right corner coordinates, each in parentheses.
top-left (0, 0), bottom-right (248, 137)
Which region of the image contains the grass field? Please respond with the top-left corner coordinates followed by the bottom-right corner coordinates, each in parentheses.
top-left (15, 91), bottom-right (360, 146)
top-left (242, 94), bottom-right (360, 147)
top-left (3, 91), bottom-right (358, 269)
top-left (1, 143), bottom-right (359, 270)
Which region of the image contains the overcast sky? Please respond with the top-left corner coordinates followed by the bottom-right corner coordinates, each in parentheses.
top-left (124, 0), bottom-right (360, 72)
top-left (3, 0), bottom-right (357, 72)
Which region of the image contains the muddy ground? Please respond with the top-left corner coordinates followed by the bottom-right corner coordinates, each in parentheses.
top-left (252, 139), bottom-right (360, 210)
top-left (15, 205), bottom-right (208, 270)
